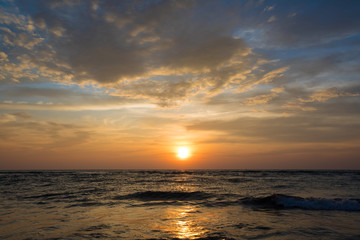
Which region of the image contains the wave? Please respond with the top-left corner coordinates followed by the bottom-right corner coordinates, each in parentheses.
top-left (226, 177), bottom-right (252, 183)
top-left (241, 194), bottom-right (360, 211)
top-left (114, 191), bottom-right (213, 201)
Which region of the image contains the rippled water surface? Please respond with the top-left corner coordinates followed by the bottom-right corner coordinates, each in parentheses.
top-left (1, 170), bottom-right (360, 239)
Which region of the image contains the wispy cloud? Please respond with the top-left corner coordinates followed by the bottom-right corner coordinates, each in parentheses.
top-left (283, 87), bottom-right (359, 111)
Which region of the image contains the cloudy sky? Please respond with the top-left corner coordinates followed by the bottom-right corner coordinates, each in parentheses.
top-left (1, 0), bottom-right (359, 169)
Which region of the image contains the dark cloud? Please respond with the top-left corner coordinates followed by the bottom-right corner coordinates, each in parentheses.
top-left (59, 22), bottom-right (146, 83)
top-left (19, 0), bottom-right (246, 83)
top-left (274, 43), bottom-right (360, 90)
top-left (262, 0), bottom-right (360, 47)
top-left (161, 37), bottom-right (246, 71)
top-left (0, 0), bottom-right (263, 107)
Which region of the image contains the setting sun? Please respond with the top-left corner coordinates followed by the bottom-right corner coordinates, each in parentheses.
top-left (177, 147), bottom-right (190, 160)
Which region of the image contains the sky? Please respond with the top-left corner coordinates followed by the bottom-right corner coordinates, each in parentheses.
top-left (0, 0), bottom-right (360, 169)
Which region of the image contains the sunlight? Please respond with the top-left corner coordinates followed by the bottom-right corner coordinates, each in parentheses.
top-left (173, 207), bottom-right (205, 239)
top-left (177, 147), bottom-right (190, 160)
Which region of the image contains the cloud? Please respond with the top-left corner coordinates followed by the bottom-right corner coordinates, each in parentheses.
top-left (0, 0), bottom-right (359, 110)
top-left (3, 31), bottom-right (44, 50)
top-left (0, 113), bottom-right (16, 123)
top-left (244, 87), bottom-right (284, 106)
top-left (114, 76), bottom-right (198, 108)
top-left (0, 85), bottom-right (148, 110)
top-left (0, 0), bottom-right (277, 107)
top-left (271, 87), bottom-right (285, 93)
top-left (264, 6), bottom-right (275, 12)
top-left (160, 37), bottom-right (247, 71)
top-left (245, 93), bottom-right (277, 105)
top-left (0, 6), bottom-right (34, 31)
top-left (263, 0), bottom-right (360, 47)
top-left (282, 87), bottom-right (359, 112)
top-left (267, 16), bottom-right (276, 23)
top-left (11, 111), bottom-right (32, 119)
top-left (300, 87), bottom-right (359, 103)
top-left (256, 66), bottom-right (288, 85)
top-left (284, 48), bottom-right (360, 83)
top-left (282, 101), bottom-right (317, 112)
top-left (186, 114), bottom-right (360, 144)
top-left (0, 52), bottom-right (8, 61)
top-left (0, 111), bottom-right (91, 149)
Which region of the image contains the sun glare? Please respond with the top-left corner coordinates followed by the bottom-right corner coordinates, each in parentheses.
top-left (177, 147), bottom-right (190, 160)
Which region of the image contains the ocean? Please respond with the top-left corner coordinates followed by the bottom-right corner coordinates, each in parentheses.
top-left (0, 170), bottom-right (359, 239)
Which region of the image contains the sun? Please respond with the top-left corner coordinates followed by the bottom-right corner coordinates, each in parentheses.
top-left (177, 147), bottom-right (190, 160)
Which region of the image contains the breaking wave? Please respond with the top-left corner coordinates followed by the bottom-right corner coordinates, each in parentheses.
top-left (241, 194), bottom-right (360, 211)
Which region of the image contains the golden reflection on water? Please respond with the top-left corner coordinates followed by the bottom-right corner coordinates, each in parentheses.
top-left (163, 206), bottom-right (207, 239)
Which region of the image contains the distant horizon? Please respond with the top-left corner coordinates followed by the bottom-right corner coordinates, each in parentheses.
top-left (1, 168), bottom-right (359, 171)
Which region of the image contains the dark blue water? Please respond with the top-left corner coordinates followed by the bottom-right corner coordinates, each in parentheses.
top-left (1, 170), bottom-right (359, 239)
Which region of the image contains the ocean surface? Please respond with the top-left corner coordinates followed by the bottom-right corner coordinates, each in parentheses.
top-left (0, 170), bottom-right (359, 240)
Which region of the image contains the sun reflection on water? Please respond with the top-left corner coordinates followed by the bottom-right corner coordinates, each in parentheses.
top-left (164, 206), bottom-right (207, 239)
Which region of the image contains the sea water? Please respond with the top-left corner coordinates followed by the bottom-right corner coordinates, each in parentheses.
top-left (0, 170), bottom-right (359, 239)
